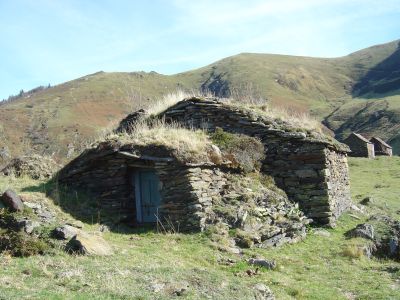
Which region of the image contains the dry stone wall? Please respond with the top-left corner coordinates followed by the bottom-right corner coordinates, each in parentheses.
top-left (58, 150), bottom-right (130, 216)
top-left (57, 143), bottom-right (228, 231)
top-left (167, 167), bottom-right (222, 230)
top-left (157, 98), bottom-right (351, 225)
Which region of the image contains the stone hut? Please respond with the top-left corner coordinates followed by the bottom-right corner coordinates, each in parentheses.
top-left (58, 135), bottom-right (310, 246)
top-left (343, 132), bottom-right (375, 158)
top-left (370, 137), bottom-right (392, 156)
top-left (118, 97), bottom-right (352, 226)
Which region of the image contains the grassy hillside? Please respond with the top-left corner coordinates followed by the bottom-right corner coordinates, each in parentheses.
top-left (1, 157), bottom-right (400, 299)
top-left (178, 53), bottom-right (352, 115)
top-left (0, 72), bottom-right (183, 160)
top-left (342, 40), bottom-right (400, 96)
top-left (1, 40), bottom-right (400, 162)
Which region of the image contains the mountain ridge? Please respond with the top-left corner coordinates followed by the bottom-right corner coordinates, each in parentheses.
top-left (1, 39), bottom-right (399, 162)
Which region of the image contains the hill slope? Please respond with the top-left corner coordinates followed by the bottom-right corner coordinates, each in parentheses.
top-left (1, 39), bottom-right (400, 161)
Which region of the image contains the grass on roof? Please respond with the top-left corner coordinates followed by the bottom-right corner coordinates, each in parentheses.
top-left (103, 119), bottom-right (212, 163)
top-left (147, 90), bottom-right (322, 132)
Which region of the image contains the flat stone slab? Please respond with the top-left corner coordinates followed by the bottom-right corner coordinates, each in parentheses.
top-left (66, 232), bottom-right (113, 256)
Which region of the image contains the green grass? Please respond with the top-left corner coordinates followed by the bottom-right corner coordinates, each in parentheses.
top-left (1, 157), bottom-right (400, 299)
top-left (349, 156), bottom-right (400, 216)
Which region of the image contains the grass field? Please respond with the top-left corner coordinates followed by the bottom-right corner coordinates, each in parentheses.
top-left (1, 156), bottom-right (400, 299)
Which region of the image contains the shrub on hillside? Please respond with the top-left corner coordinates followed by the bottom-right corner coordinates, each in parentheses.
top-left (1, 154), bottom-right (60, 179)
top-left (0, 229), bottom-right (50, 257)
top-left (0, 209), bottom-right (50, 257)
top-left (210, 127), bottom-right (265, 172)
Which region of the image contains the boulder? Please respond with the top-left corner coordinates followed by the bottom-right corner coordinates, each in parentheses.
top-left (66, 232), bottom-right (113, 256)
top-left (347, 223), bottom-right (374, 240)
top-left (1, 189), bottom-right (24, 212)
top-left (248, 258), bottom-right (276, 270)
top-left (18, 219), bottom-right (40, 234)
top-left (54, 225), bottom-right (81, 240)
top-left (346, 216), bottom-right (400, 260)
top-left (360, 196), bottom-right (372, 205)
top-left (66, 220), bottom-right (84, 229)
top-left (253, 283), bottom-right (275, 300)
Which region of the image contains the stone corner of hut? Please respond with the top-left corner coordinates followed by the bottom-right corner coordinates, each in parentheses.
top-left (155, 97), bottom-right (353, 225)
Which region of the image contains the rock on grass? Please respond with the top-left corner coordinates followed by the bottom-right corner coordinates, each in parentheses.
top-left (1, 189), bottom-right (24, 212)
top-left (248, 258), bottom-right (276, 270)
top-left (346, 223), bottom-right (374, 240)
top-left (66, 232), bottom-right (113, 256)
top-left (54, 225), bottom-right (81, 240)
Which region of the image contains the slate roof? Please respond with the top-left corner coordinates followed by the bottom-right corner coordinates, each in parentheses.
top-left (350, 132), bottom-right (371, 143)
top-left (370, 137), bottom-right (392, 149)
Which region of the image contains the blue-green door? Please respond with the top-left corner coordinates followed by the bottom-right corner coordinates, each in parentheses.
top-left (136, 170), bottom-right (161, 223)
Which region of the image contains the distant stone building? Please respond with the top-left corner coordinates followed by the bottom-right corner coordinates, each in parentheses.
top-left (370, 137), bottom-right (393, 156)
top-left (343, 133), bottom-right (375, 158)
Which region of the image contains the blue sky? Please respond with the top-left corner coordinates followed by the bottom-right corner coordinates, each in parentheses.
top-left (0, 0), bottom-right (399, 100)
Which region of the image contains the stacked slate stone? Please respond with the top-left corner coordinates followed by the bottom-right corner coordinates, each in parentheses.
top-left (57, 145), bottom-right (130, 216)
top-left (154, 97), bottom-right (352, 226)
top-left (58, 141), bottom-right (228, 231)
top-left (58, 139), bottom-right (308, 247)
top-left (209, 176), bottom-right (309, 248)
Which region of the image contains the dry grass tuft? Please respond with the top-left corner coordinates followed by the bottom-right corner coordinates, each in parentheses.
top-left (146, 90), bottom-right (195, 116)
top-left (258, 104), bottom-right (321, 131)
top-left (142, 89), bottom-right (320, 132)
top-left (341, 243), bottom-right (366, 259)
top-left (105, 119), bottom-right (211, 163)
top-left (145, 89), bottom-right (216, 116)
top-left (228, 100), bottom-right (321, 132)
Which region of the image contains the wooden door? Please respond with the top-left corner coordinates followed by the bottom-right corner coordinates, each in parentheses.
top-left (136, 170), bottom-right (161, 223)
